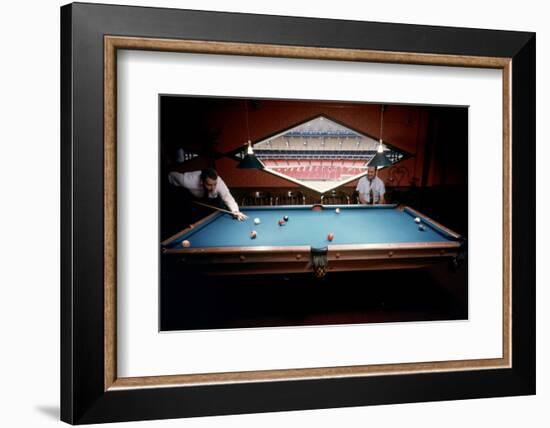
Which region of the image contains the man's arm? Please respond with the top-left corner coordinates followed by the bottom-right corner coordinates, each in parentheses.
top-left (168, 171), bottom-right (187, 187)
top-left (217, 179), bottom-right (248, 220)
top-left (379, 180), bottom-right (386, 204)
top-left (356, 179), bottom-right (366, 204)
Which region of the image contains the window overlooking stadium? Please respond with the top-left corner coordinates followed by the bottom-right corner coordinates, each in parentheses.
top-left (254, 115), bottom-right (405, 193)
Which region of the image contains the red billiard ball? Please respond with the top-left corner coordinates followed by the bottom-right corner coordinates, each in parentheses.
top-left (278, 219), bottom-right (285, 226)
top-left (327, 233), bottom-right (334, 241)
top-left (182, 240), bottom-right (191, 247)
top-left (250, 230), bottom-right (257, 239)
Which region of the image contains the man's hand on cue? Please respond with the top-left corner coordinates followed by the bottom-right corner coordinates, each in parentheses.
top-left (233, 212), bottom-right (248, 221)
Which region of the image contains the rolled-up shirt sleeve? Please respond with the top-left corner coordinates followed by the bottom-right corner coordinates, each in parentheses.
top-left (217, 179), bottom-right (239, 213)
top-left (168, 171), bottom-right (187, 187)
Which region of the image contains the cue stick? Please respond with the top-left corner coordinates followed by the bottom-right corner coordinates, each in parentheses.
top-left (192, 200), bottom-right (236, 215)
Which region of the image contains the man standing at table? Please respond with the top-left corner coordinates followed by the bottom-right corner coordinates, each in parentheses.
top-left (356, 166), bottom-right (386, 204)
top-left (168, 168), bottom-right (248, 221)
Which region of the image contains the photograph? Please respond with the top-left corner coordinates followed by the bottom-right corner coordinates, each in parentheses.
top-left (159, 96), bottom-right (468, 331)
top-left (56, 2), bottom-right (536, 424)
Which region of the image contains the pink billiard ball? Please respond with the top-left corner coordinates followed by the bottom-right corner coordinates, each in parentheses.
top-left (327, 232), bottom-right (334, 242)
top-left (250, 230), bottom-right (257, 239)
top-left (278, 219), bottom-right (285, 226)
top-left (182, 240), bottom-right (191, 248)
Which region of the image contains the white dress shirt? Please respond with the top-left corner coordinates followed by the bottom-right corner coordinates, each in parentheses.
top-left (168, 170), bottom-right (239, 213)
top-left (356, 176), bottom-right (386, 204)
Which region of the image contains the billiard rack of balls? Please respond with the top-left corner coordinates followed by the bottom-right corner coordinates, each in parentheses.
top-left (161, 205), bottom-right (464, 276)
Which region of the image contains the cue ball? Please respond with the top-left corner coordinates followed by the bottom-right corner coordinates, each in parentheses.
top-left (327, 233), bottom-right (334, 241)
top-left (278, 219), bottom-right (285, 226)
top-left (254, 218), bottom-right (261, 225)
top-left (414, 217), bottom-right (421, 224)
top-left (283, 215), bottom-right (289, 222)
top-left (250, 230), bottom-right (257, 239)
top-left (418, 224), bottom-right (425, 231)
top-left (182, 240), bottom-right (191, 248)
top-left (335, 208), bottom-right (340, 214)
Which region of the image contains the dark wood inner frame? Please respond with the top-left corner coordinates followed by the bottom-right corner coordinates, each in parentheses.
top-left (61, 3), bottom-right (534, 423)
top-left (104, 36), bottom-right (511, 391)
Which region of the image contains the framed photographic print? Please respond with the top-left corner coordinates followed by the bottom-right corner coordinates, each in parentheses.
top-left (60, 2), bottom-right (535, 424)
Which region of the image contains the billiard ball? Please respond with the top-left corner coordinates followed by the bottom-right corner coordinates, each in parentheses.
top-left (335, 208), bottom-right (340, 214)
top-left (250, 230), bottom-right (257, 239)
top-left (254, 218), bottom-right (261, 225)
top-left (182, 240), bottom-right (191, 247)
top-left (327, 232), bottom-right (334, 241)
top-left (418, 224), bottom-right (425, 231)
top-left (278, 219), bottom-right (285, 226)
top-left (283, 215), bottom-right (289, 222)
top-left (414, 217), bottom-right (421, 224)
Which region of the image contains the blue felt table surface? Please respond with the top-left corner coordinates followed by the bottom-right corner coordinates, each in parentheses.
top-left (166, 206), bottom-right (455, 249)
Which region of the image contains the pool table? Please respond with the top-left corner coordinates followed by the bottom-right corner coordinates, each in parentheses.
top-left (161, 204), bottom-right (464, 276)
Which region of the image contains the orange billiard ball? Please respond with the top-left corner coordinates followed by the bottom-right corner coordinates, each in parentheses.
top-left (182, 240), bottom-right (191, 247)
top-left (327, 233), bottom-right (334, 241)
